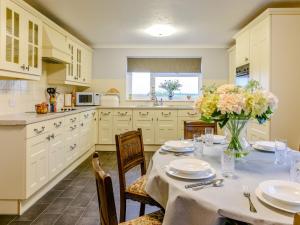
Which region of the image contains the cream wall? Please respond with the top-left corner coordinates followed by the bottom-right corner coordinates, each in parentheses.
top-left (0, 63), bottom-right (73, 115)
top-left (88, 48), bottom-right (229, 104)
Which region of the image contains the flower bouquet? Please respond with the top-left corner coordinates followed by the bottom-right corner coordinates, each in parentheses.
top-left (194, 80), bottom-right (278, 158)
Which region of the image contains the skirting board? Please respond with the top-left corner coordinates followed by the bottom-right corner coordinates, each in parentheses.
top-left (95, 144), bottom-right (161, 152)
top-left (0, 146), bottom-right (95, 215)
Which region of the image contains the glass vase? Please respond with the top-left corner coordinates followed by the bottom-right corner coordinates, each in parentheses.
top-left (225, 119), bottom-right (251, 159)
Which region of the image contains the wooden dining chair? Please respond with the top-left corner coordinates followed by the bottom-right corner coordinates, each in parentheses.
top-left (294, 212), bottom-right (300, 225)
top-left (115, 128), bottom-right (161, 222)
top-left (91, 152), bottom-right (164, 225)
top-left (184, 121), bottom-right (217, 139)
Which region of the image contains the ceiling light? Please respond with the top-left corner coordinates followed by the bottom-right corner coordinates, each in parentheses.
top-left (145, 24), bottom-right (175, 37)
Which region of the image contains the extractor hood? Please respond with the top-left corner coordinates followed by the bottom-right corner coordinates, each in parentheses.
top-left (42, 24), bottom-right (71, 64)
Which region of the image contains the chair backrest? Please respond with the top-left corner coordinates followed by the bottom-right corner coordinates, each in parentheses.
top-left (92, 152), bottom-right (118, 225)
top-left (115, 128), bottom-right (146, 190)
top-left (184, 121), bottom-right (217, 139)
top-left (294, 212), bottom-right (300, 225)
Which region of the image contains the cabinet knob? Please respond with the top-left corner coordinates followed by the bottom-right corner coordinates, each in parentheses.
top-left (20, 64), bottom-right (25, 70)
top-left (245, 57), bottom-right (249, 62)
top-left (25, 65), bottom-right (30, 71)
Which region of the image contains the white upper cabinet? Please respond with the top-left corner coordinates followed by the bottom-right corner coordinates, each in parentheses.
top-left (0, 0), bottom-right (42, 79)
top-left (235, 30), bottom-right (250, 67)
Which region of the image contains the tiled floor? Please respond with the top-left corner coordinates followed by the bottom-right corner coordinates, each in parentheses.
top-left (0, 151), bottom-right (156, 225)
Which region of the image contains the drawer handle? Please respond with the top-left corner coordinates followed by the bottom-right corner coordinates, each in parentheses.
top-left (70, 144), bottom-right (77, 150)
top-left (50, 133), bottom-right (55, 139)
top-left (84, 114), bottom-right (89, 119)
top-left (139, 112), bottom-right (149, 116)
top-left (81, 123), bottom-right (84, 127)
top-left (34, 126), bottom-right (45, 134)
top-left (161, 112), bottom-right (171, 117)
top-left (46, 135), bottom-right (51, 141)
top-left (54, 121), bottom-right (62, 128)
top-left (101, 112), bottom-right (111, 116)
top-left (187, 112), bottom-right (197, 116)
top-left (118, 112), bottom-right (128, 116)
top-left (70, 118), bottom-right (77, 123)
top-left (70, 125), bottom-right (77, 130)
top-left (92, 112), bottom-right (96, 116)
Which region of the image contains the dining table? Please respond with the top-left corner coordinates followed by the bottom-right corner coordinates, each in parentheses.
top-left (145, 144), bottom-right (297, 225)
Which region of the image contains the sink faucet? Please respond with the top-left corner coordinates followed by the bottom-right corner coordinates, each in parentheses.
top-left (153, 96), bottom-right (159, 106)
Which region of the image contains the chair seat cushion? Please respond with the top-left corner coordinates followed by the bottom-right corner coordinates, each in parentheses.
top-left (126, 175), bottom-right (148, 197)
top-left (120, 210), bottom-right (164, 225)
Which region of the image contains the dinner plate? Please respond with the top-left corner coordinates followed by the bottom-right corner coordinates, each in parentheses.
top-left (165, 166), bottom-right (216, 180)
top-left (259, 180), bottom-right (300, 206)
top-left (254, 141), bottom-right (275, 152)
top-left (253, 144), bottom-right (275, 153)
top-left (161, 145), bottom-right (195, 153)
top-left (164, 140), bottom-right (194, 149)
top-left (255, 187), bottom-right (300, 213)
top-left (169, 158), bottom-right (210, 175)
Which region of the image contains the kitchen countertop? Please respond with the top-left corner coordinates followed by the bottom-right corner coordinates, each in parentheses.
top-left (0, 105), bottom-right (195, 126)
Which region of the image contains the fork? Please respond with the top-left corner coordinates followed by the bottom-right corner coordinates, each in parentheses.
top-left (243, 192), bottom-right (257, 213)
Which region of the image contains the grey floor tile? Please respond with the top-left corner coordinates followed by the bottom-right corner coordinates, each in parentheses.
top-left (53, 180), bottom-right (72, 191)
top-left (69, 192), bottom-right (94, 208)
top-left (59, 186), bottom-right (84, 199)
top-left (76, 216), bottom-right (99, 225)
top-left (31, 214), bottom-right (60, 225)
top-left (53, 207), bottom-right (84, 225)
top-left (37, 190), bottom-right (63, 204)
top-left (0, 215), bottom-right (16, 225)
top-left (14, 204), bottom-right (48, 221)
top-left (44, 198), bottom-right (73, 214)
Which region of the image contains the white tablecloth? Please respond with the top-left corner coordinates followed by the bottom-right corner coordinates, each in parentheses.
top-left (145, 146), bottom-right (296, 225)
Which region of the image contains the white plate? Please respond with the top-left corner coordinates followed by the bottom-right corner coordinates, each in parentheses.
top-left (166, 166), bottom-right (216, 180)
top-left (169, 158), bottom-right (210, 175)
top-left (255, 141), bottom-right (275, 151)
top-left (165, 140), bottom-right (194, 149)
top-left (256, 187), bottom-right (300, 213)
top-left (161, 145), bottom-right (195, 153)
top-left (259, 180), bottom-right (300, 206)
top-left (253, 144), bottom-right (275, 153)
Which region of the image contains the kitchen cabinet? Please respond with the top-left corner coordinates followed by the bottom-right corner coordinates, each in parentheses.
top-left (113, 110), bottom-right (133, 143)
top-left (91, 110), bottom-right (98, 146)
top-left (65, 114), bottom-right (80, 165)
top-left (235, 30), bottom-right (250, 67)
top-left (177, 110), bottom-right (200, 139)
top-left (0, 0), bottom-right (42, 79)
top-left (133, 110), bottom-right (156, 144)
top-left (79, 111), bottom-right (93, 155)
top-left (233, 9), bottom-right (300, 148)
top-left (98, 110), bottom-right (113, 144)
top-left (228, 45), bottom-right (236, 84)
top-left (26, 133), bottom-right (49, 197)
top-left (155, 110), bottom-right (178, 144)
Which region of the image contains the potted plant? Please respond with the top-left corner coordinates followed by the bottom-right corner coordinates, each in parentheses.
top-left (194, 80), bottom-right (278, 158)
top-left (159, 80), bottom-right (182, 100)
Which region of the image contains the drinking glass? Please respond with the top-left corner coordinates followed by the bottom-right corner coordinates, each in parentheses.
top-left (205, 127), bottom-right (214, 146)
top-left (274, 139), bottom-right (287, 165)
top-left (221, 149), bottom-right (235, 178)
top-left (193, 133), bottom-right (203, 157)
top-left (290, 155), bottom-right (300, 183)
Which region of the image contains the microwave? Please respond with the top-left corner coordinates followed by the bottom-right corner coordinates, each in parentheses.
top-left (76, 92), bottom-right (101, 106)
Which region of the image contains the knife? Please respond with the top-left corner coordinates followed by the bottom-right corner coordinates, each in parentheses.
top-left (185, 179), bottom-right (216, 189)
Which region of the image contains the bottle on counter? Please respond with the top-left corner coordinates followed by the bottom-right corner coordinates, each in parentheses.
top-left (71, 88), bottom-right (76, 108)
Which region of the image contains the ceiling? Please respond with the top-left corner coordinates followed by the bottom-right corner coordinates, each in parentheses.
top-left (25, 0), bottom-right (300, 48)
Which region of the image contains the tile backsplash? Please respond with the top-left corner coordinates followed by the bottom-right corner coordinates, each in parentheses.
top-left (0, 64), bottom-right (74, 116)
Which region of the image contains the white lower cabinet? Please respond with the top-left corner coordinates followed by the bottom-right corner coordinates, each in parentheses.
top-left (133, 110), bottom-right (155, 144)
top-left (91, 110), bottom-right (98, 145)
top-left (155, 110), bottom-right (178, 144)
top-left (113, 110), bottom-right (133, 143)
top-left (27, 133), bottom-right (49, 197)
top-left (98, 110), bottom-right (113, 144)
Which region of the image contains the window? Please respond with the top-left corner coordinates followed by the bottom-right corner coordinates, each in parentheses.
top-left (126, 57), bottom-right (202, 101)
top-left (127, 72), bottom-right (202, 101)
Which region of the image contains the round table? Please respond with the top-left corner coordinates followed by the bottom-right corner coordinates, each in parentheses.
top-left (145, 145), bottom-right (296, 225)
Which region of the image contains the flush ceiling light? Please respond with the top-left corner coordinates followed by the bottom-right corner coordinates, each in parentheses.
top-left (145, 24), bottom-right (176, 37)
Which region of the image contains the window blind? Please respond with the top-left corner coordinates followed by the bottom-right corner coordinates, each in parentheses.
top-left (127, 57), bottom-right (201, 73)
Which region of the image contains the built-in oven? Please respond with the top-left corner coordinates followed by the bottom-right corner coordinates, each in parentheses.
top-left (236, 63), bottom-right (250, 87)
top-left (76, 92), bottom-right (101, 106)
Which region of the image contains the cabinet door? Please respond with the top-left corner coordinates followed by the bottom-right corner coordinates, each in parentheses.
top-left (1, 0), bottom-right (23, 72)
top-left (155, 110), bottom-right (178, 144)
top-left (249, 18), bottom-right (270, 90)
top-left (91, 111), bottom-right (98, 145)
top-left (98, 110), bottom-right (113, 144)
top-left (66, 40), bottom-right (77, 82)
top-left (236, 30), bottom-right (250, 67)
top-left (25, 14), bottom-right (42, 76)
top-left (82, 49), bottom-right (92, 84)
top-left (133, 110), bottom-right (155, 144)
top-left (48, 131), bottom-right (65, 180)
top-left (27, 134), bottom-right (49, 196)
top-left (76, 47), bottom-right (82, 82)
top-left (79, 120), bottom-right (90, 155)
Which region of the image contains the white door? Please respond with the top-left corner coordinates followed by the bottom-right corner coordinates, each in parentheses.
top-left (133, 110), bottom-right (155, 144)
top-left (66, 39), bottom-right (77, 82)
top-left (98, 110), bottom-right (113, 144)
top-left (236, 30), bottom-right (250, 67)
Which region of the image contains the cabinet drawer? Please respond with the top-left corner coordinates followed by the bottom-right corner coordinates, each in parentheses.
top-left (80, 110), bottom-right (93, 121)
top-left (49, 118), bottom-right (64, 131)
top-left (133, 110), bottom-right (155, 120)
top-left (178, 110), bottom-right (200, 117)
top-left (26, 121), bottom-right (49, 138)
top-left (157, 110), bottom-right (177, 120)
top-left (113, 109), bottom-right (132, 116)
top-left (65, 114), bottom-right (80, 125)
top-left (99, 110), bottom-right (113, 118)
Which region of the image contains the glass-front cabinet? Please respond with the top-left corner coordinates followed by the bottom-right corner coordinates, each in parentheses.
top-left (0, 0), bottom-right (42, 77)
top-left (66, 39), bottom-right (76, 82)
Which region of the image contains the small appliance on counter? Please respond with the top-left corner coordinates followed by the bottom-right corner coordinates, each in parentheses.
top-left (101, 94), bottom-right (120, 107)
top-left (46, 87), bottom-right (60, 112)
top-left (64, 93), bottom-right (72, 107)
top-left (76, 92), bottom-right (101, 106)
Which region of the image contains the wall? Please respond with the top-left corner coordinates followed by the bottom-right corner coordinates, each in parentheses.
top-left (88, 48), bottom-right (229, 104)
top-left (0, 63), bottom-right (73, 115)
